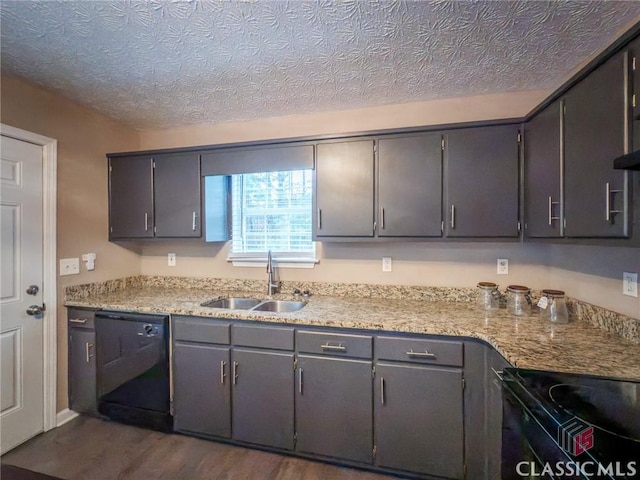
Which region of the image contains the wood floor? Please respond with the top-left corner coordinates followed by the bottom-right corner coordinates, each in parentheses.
top-left (1, 416), bottom-right (397, 480)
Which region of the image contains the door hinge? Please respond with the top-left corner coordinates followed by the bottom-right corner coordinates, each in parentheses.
top-left (441, 137), bottom-right (445, 151)
top-left (372, 365), bottom-right (376, 378)
top-left (441, 220), bottom-right (444, 233)
top-left (373, 445), bottom-right (377, 460)
top-left (373, 142), bottom-right (378, 154)
top-left (563, 104), bottom-right (567, 115)
top-left (633, 94), bottom-right (637, 108)
top-left (517, 132), bottom-right (522, 144)
top-left (154, 226), bottom-right (157, 234)
top-left (109, 165), bottom-right (112, 173)
top-left (293, 357), bottom-right (298, 371)
top-left (462, 377), bottom-right (466, 391)
top-left (312, 157), bottom-right (316, 170)
top-left (373, 221), bottom-right (377, 234)
top-left (293, 432), bottom-right (297, 449)
top-left (633, 56), bottom-right (637, 71)
top-left (170, 399), bottom-right (175, 416)
top-left (517, 221), bottom-right (521, 233)
top-left (152, 161), bottom-right (156, 169)
top-left (109, 226), bottom-right (113, 233)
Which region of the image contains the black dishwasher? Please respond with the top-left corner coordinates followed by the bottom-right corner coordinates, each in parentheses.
top-left (95, 311), bottom-right (172, 432)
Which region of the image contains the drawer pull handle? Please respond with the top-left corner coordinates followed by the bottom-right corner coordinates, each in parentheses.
top-left (321, 343), bottom-right (346, 352)
top-left (69, 318), bottom-right (87, 324)
top-left (85, 343), bottom-right (94, 363)
top-left (298, 368), bottom-right (303, 395)
top-left (232, 361), bottom-right (238, 385)
top-left (380, 377), bottom-right (385, 405)
top-left (406, 350), bottom-right (436, 358)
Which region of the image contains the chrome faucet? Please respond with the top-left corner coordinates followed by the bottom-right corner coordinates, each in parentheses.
top-left (266, 250), bottom-right (280, 295)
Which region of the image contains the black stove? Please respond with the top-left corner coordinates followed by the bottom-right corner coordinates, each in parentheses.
top-left (502, 368), bottom-right (639, 479)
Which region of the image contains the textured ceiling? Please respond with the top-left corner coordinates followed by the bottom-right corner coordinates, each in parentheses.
top-left (2, 1), bottom-right (640, 130)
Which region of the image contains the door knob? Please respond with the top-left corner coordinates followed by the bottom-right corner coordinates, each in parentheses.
top-left (26, 285), bottom-right (39, 295)
top-left (26, 304), bottom-right (46, 316)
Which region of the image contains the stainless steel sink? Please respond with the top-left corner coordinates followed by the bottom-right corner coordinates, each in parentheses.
top-left (201, 297), bottom-right (262, 310)
top-left (251, 300), bottom-right (306, 313)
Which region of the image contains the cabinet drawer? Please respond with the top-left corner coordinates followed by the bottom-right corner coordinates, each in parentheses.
top-left (173, 316), bottom-right (230, 344)
top-left (233, 324), bottom-right (294, 351)
top-left (376, 336), bottom-right (463, 367)
top-left (67, 308), bottom-right (96, 329)
top-left (297, 330), bottom-right (373, 359)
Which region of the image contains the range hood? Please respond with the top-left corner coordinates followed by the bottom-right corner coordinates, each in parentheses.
top-left (613, 150), bottom-right (640, 170)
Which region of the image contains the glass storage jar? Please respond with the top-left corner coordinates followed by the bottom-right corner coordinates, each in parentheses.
top-left (476, 282), bottom-right (500, 310)
top-left (540, 289), bottom-right (569, 324)
top-left (506, 285), bottom-right (532, 316)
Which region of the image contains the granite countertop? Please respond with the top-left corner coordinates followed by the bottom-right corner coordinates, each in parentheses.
top-left (65, 285), bottom-right (640, 381)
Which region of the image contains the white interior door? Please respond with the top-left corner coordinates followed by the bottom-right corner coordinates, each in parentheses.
top-left (1, 135), bottom-right (45, 454)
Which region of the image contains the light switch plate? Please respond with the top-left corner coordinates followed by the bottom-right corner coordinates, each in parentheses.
top-left (60, 258), bottom-right (80, 276)
top-left (497, 258), bottom-right (509, 275)
top-left (168, 253), bottom-right (176, 267)
top-left (382, 257), bottom-right (392, 272)
top-left (623, 272), bottom-right (638, 298)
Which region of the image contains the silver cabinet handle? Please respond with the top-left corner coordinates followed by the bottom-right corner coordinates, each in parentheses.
top-left (192, 212), bottom-right (198, 231)
top-left (69, 318), bottom-right (87, 324)
top-left (450, 205), bottom-right (456, 229)
top-left (380, 207), bottom-right (385, 230)
top-left (491, 367), bottom-right (503, 380)
top-left (317, 208), bottom-right (322, 229)
top-left (548, 196), bottom-right (560, 226)
top-left (232, 361), bottom-right (238, 385)
top-left (298, 368), bottom-right (303, 395)
top-left (144, 213), bottom-right (149, 231)
top-left (406, 350), bottom-right (436, 358)
top-left (220, 360), bottom-right (227, 385)
top-left (380, 377), bottom-right (385, 405)
top-left (605, 182), bottom-right (622, 221)
top-left (85, 342), bottom-right (94, 363)
top-left (321, 343), bottom-right (346, 352)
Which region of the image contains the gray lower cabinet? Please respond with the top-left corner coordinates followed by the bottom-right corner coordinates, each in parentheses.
top-left (444, 125), bottom-right (520, 238)
top-left (68, 308), bottom-right (97, 415)
top-left (563, 49), bottom-right (629, 238)
top-left (172, 316), bottom-right (231, 438)
top-left (173, 342), bottom-right (231, 437)
top-left (486, 349), bottom-right (511, 480)
top-left (296, 354), bottom-right (374, 464)
top-left (375, 363), bottom-right (464, 479)
top-left (231, 348), bottom-right (294, 450)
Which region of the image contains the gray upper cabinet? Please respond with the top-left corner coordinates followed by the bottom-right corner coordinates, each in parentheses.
top-left (231, 349), bottom-right (294, 450)
top-left (314, 140), bottom-right (375, 237)
top-left (153, 153), bottom-right (201, 238)
top-left (563, 50), bottom-right (629, 238)
top-left (296, 354), bottom-right (373, 464)
top-left (108, 152), bottom-right (202, 239)
top-left (631, 37), bottom-right (640, 151)
top-left (377, 134), bottom-right (443, 237)
top-left (375, 363), bottom-right (464, 479)
top-left (109, 155), bottom-right (154, 238)
top-left (524, 101), bottom-right (563, 238)
top-left (444, 125), bottom-right (520, 238)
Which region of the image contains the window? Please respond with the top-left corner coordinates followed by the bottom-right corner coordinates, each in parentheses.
top-left (229, 169), bottom-right (315, 262)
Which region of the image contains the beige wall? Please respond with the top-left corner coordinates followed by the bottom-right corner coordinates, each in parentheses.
top-left (1, 74), bottom-right (141, 411)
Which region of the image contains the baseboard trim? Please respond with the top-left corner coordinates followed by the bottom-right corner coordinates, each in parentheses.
top-left (55, 409), bottom-right (78, 427)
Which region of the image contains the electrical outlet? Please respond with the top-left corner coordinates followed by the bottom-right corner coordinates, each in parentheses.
top-left (623, 272), bottom-right (638, 298)
top-left (168, 253), bottom-right (176, 267)
top-left (497, 258), bottom-right (509, 275)
top-left (382, 257), bottom-right (392, 272)
top-left (59, 258), bottom-right (80, 276)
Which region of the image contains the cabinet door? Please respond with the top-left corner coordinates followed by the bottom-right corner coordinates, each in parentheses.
top-left (296, 355), bottom-right (373, 464)
top-left (232, 349), bottom-right (294, 450)
top-left (444, 125), bottom-right (520, 237)
top-left (375, 363), bottom-right (464, 479)
top-left (315, 140), bottom-right (374, 237)
top-left (487, 351), bottom-right (511, 480)
top-left (68, 328), bottom-right (96, 414)
top-left (524, 102), bottom-right (563, 238)
top-left (154, 153), bottom-right (201, 237)
top-left (630, 38), bottom-right (640, 152)
top-left (109, 156), bottom-right (154, 238)
top-left (173, 343), bottom-right (231, 438)
top-left (378, 134), bottom-right (442, 237)
top-left (564, 51), bottom-right (629, 237)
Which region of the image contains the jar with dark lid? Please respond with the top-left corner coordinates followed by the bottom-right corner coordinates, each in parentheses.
top-left (476, 282), bottom-right (500, 310)
top-left (506, 285), bottom-right (532, 316)
top-left (540, 289), bottom-right (569, 324)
